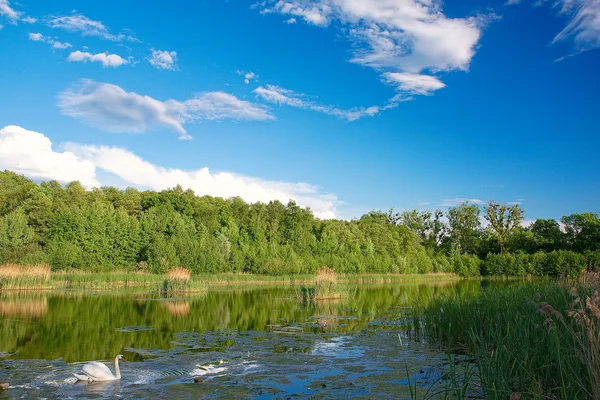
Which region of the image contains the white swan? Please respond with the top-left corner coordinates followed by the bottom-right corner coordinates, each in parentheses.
top-left (74, 355), bottom-right (126, 382)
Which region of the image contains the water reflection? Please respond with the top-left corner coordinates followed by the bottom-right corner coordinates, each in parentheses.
top-left (0, 294), bottom-right (48, 319)
top-left (0, 280), bottom-right (481, 363)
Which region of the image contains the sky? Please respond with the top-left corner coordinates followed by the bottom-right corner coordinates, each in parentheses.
top-left (0, 0), bottom-right (599, 222)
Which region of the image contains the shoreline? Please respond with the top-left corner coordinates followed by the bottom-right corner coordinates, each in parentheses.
top-left (0, 271), bottom-right (462, 291)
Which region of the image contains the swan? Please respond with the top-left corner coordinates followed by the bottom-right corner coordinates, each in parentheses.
top-left (74, 355), bottom-right (126, 382)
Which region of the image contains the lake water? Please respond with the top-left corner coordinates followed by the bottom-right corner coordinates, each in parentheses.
top-left (0, 280), bottom-right (482, 399)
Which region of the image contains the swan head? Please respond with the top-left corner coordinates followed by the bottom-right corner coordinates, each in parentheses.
top-left (117, 354), bottom-right (126, 362)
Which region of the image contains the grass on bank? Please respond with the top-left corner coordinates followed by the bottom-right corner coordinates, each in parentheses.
top-left (0, 263), bottom-right (460, 291)
top-left (414, 270), bottom-right (600, 399)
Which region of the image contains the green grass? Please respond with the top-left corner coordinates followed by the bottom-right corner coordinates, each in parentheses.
top-left (414, 279), bottom-right (600, 399)
top-left (0, 268), bottom-right (461, 291)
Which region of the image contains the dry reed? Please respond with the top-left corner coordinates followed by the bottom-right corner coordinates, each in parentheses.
top-left (532, 269), bottom-right (600, 399)
top-left (315, 266), bottom-right (336, 285)
top-left (0, 263), bottom-right (51, 281)
top-left (167, 267), bottom-right (191, 281)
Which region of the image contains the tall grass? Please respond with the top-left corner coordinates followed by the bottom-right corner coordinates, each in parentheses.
top-left (0, 263), bottom-right (51, 289)
top-left (415, 274), bottom-right (600, 399)
top-left (162, 267), bottom-right (192, 292)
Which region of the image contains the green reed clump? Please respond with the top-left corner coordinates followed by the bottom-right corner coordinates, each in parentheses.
top-left (415, 279), bottom-right (598, 399)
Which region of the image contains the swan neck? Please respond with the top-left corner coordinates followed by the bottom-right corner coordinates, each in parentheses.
top-left (114, 357), bottom-right (121, 379)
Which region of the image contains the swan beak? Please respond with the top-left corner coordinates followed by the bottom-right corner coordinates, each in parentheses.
top-left (121, 357), bottom-right (127, 362)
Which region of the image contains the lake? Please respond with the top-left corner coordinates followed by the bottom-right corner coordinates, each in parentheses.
top-left (0, 280), bottom-right (483, 399)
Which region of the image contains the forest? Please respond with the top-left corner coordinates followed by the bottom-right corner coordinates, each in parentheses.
top-left (1, 170), bottom-right (599, 277)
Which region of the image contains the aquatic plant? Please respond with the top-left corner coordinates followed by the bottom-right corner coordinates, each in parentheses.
top-left (0, 263), bottom-right (51, 289)
top-left (416, 278), bottom-right (600, 399)
top-left (162, 267), bottom-right (192, 292)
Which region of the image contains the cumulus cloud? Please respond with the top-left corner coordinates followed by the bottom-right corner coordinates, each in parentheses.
top-left (284, 17), bottom-right (297, 24)
top-left (553, 0), bottom-right (600, 54)
top-left (45, 13), bottom-right (138, 42)
top-left (254, 84), bottom-right (382, 121)
top-left (0, 125), bottom-right (98, 187)
top-left (57, 80), bottom-right (275, 139)
top-left (149, 49), bottom-right (177, 70)
top-left (64, 143), bottom-right (339, 219)
top-left (256, 0), bottom-right (486, 86)
top-left (67, 50), bottom-right (129, 67)
top-left (21, 16), bottom-right (36, 23)
top-left (0, 124), bottom-right (340, 219)
top-left (439, 198), bottom-right (484, 207)
top-left (28, 32), bottom-right (72, 49)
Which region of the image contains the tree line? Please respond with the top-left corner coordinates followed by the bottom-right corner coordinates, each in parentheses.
top-left (0, 170), bottom-right (598, 277)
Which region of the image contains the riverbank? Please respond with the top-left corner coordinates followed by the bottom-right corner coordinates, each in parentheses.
top-left (0, 263), bottom-right (461, 291)
top-left (414, 269), bottom-right (600, 399)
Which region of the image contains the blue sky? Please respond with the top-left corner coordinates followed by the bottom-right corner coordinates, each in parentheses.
top-left (0, 0), bottom-right (599, 221)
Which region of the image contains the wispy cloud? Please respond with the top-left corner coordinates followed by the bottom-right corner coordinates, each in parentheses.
top-left (254, 84), bottom-right (382, 121)
top-left (0, 0), bottom-right (20, 21)
top-left (383, 72), bottom-right (446, 96)
top-left (45, 13), bottom-right (138, 42)
top-left (0, 124), bottom-right (341, 219)
top-left (284, 17), bottom-right (297, 24)
top-left (149, 49), bottom-right (178, 70)
top-left (553, 0), bottom-right (600, 55)
top-left (57, 80), bottom-right (275, 140)
top-left (439, 198), bottom-right (484, 207)
top-left (0, 0), bottom-right (37, 23)
top-left (67, 50), bottom-right (129, 68)
top-left (28, 32), bottom-right (72, 49)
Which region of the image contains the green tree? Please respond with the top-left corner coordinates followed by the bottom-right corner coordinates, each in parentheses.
top-left (447, 202), bottom-right (481, 254)
top-left (484, 201), bottom-right (524, 254)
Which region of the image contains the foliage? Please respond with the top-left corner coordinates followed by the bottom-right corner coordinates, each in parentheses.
top-left (0, 170), bottom-right (599, 277)
top-left (416, 279), bottom-right (600, 399)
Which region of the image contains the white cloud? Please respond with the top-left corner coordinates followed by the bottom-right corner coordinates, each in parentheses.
top-left (439, 198), bottom-right (484, 207)
top-left (505, 0), bottom-right (521, 4)
top-left (28, 32), bottom-right (72, 49)
top-left (254, 84), bottom-right (382, 121)
top-left (45, 14), bottom-right (138, 42)
top-left (553, 0), bottom-right (600, 54)
top-left (256, 0), bottom-right (485, 72)
top-left (57, 80), bottom-right (275, 140)
top-left (285, 17), bottom-right (297, 24)
top-left (0, 125), bottom-right (98, 187)
top-left (28, 32), bottom-right (43, 41)
top-left (149, 49), bottom-right (177, 70)
top-left (52, 41), bottom-right (72, 49)
top-left (1, 124), bottom-right (340, 218)
top-left (0, 0), bottom-right (20, 21)
top-left (21, 16), bottom-right (36, 23)
top-left (383, 72), bottom-right (446, 95)
top-left (262, 1), bottom-right (332, 26)
top-left (237, 70), bottom-right (258, 84)
top-left (64, 143), bottom-right (339, 219)
top-left (67, 50), bottom-right (129, 68)
top-left (254, 0), bottom-right (488, 107)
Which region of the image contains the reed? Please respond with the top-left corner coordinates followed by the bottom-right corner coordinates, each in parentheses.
top-left (0, 263), bottom-right (52, 289)
top-left (162, 267), bottom-right (192, 292)
top-left (415, 276), bottom-right (600, 399)
top-left (167, 267), bottom-right (191, 281)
